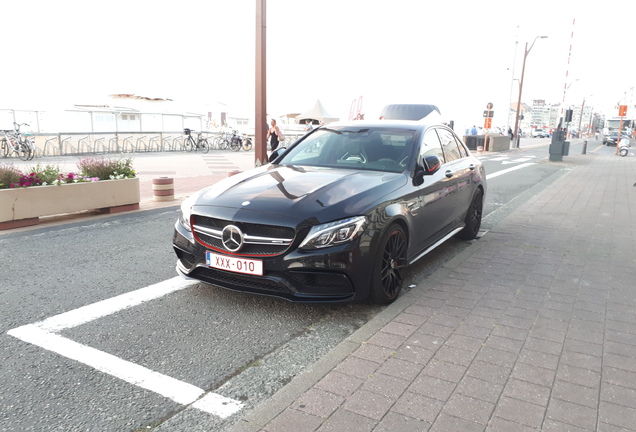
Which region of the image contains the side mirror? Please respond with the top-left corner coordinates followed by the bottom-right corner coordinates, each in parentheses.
top-left (422, 155), bottom-right (441, 175)
top-left (268, 147), bottom-right (288, 163)
top-left (413, 155), bottom-right (441, 186)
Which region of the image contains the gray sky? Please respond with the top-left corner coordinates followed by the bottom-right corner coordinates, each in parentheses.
top-left (3, 0), bottom-right (634, 130)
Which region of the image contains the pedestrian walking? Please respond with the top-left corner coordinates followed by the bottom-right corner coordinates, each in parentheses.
top-left (266, 119), bottom-right (284, 152)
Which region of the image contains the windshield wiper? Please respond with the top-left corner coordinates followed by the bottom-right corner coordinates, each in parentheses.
top-left (322, 128), bottom-right (370, 135)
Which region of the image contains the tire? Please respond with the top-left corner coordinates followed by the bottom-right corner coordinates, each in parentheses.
top-left (370, 224), bottom-right (407, 304)
top-left (620, 147), bottom-right (629, 157)
top-left (242, 138), bottom-right (253, 151)
top-left (184, 137), bottom-right (193, 152)
top-left (27, 140), bottom-right (35, 160)
top-left (215, 137), bottom-right (228, 150)
top-left (456, 188), bottom-right (484, 240)
top-left (230, 138), bottom-right (241, 152)
top-left (199, 138), bottom-right (210, 154)
top-left (18, 143), bottom-right (31, 161)
top-left (1, 138), bottom-right (8, 157)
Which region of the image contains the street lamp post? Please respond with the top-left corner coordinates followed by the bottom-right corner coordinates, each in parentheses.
top-left (513, 35), bottom-right (547, 148)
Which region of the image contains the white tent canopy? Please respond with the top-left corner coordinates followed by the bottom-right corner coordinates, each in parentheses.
top-left (296, 100), bottom-right (339, 124)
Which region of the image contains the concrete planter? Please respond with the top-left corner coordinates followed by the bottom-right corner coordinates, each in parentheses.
top-left (0, 177), bottom-right (140, 229)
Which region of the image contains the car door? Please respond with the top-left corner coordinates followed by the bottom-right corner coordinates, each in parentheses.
top-left (436, 127), bottom-right (476, 228)
top-left (414, 128), bottom-right (454, 250)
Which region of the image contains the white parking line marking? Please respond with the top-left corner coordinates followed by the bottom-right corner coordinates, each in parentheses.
top-left (193, 393), bottom-right (245, 418)
top-left (6, 277), bottom-right (244, 418)
top-left (486, 162), bottom-right (536, 180)
top-left (502, 157), bottom-right (535, 164)
top-left (8, 325), bottom-right (205, 405)
top-left (36, 277), bottom-right (196, 332)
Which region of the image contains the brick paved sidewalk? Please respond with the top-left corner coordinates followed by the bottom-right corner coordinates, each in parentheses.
top-left (230, 153), bottom-right (636, 432)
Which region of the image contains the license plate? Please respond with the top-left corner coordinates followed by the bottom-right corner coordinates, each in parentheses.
top-left (206, 252), bottom-right (263, 276)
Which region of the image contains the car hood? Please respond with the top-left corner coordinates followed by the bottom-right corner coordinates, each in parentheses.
top-left (193, 165), bottom-right (407, 224)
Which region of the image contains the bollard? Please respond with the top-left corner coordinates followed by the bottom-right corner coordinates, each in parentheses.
top-left (152, 177), bottom-right (174, 202)
top-left (582, 140), bottom-right (587, 154)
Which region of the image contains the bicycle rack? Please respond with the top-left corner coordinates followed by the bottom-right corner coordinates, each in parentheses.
top-left (148, 135), bottom-right (161, 152)
top-left (122, 136), bottom-right (133, 153)
top-left (78, 136), bottom-right (92, 154)
top-left (135, 136), bottom-right (148, 152)
top-left (60, 136), bottom-right (74, 155)
top-left (108, 135), bottom-right (125, 153)
top-left (161, 135), bottom-right (174, 151)
top-left (43, 136), bottom-right (61, 156)
top-left (173, 136), bottom-right (185, 151)
top-left (94, 137), bottom-right (106, 153)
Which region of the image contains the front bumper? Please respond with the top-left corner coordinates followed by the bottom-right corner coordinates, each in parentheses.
top-left (173, 222), bottom-right (374, 303)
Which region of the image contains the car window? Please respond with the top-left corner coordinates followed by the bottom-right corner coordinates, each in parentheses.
top-left (280, 127), bottom-right (415, 173)
top-left (452, 133), bottom-right (469, 157)
top-left (421, 129), bottom-right (445, 163)
top-left (436, 128), bottom-right (463, 162)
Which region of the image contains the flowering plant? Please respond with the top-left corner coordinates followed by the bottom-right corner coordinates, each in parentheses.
top-left (0, 157), bottom-right (135, 189)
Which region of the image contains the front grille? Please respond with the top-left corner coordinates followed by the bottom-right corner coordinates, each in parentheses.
top-left (192, 267), bottom-right (292, 294)
top-left (192, 215), bottom-right (296, 256)
top-left (194, 215), bottom-right (295, 238)
top-left (196, 232), bottom-right (289, 256)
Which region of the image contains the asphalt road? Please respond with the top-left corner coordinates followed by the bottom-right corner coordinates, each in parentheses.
top-left (0, 139), bottom-right (601, 431)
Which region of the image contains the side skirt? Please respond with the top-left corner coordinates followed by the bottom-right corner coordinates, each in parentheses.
top-left (409, 226), bottom-right (464, 265)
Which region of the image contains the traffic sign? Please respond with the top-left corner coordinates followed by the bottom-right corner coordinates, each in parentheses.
top-left (619, 105), bottom-right (628, 116)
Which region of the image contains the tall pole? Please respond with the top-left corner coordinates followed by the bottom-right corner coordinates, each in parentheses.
top-left (506, 26), bottom-right (519, 135)
top-left (513, 42), bottom-right (528, 148)
top-left (255, 0), bottom-right (267, 167)
top-left (577, 97), bottom-right (585, 138)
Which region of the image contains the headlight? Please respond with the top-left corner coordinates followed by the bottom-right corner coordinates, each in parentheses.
top-left (299, 216), bottom-right (367, 250)
top-left (178, 195), bottom-right (196, 231)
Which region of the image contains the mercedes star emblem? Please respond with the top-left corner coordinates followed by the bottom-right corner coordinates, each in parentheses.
top-left (222, 225), bottom-right (244, 252)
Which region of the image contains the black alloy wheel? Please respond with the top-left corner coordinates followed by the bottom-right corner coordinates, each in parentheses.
top-left (457, 188), bottom-right (484, 240)
top-left (371, 224), bottom-right (407, 304)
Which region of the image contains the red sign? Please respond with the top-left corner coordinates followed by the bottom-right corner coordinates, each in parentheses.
top-left (619, 105), bottom-right (628, 116)
top-left (484, 118), bottom-right (492, 129)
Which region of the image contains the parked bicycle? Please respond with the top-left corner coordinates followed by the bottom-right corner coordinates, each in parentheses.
top-left (183, 128), bottom-right (209, 153)
top-left (229, 130), bottom-right (253, 152)
top-left (1, 122), bottom-right (34, 160)
top-left (213, 130), bottom-right (232, 150)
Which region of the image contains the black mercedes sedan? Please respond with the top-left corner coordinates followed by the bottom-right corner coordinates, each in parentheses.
top-left (173, 120), bottom-right (486, 304)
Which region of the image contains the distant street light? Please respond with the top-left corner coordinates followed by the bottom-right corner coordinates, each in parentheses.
top-left (513, 35), bottom-right (548, 148)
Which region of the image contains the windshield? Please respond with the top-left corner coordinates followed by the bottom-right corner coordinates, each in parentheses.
top-left (277, 127), bottom-right (415, 173)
